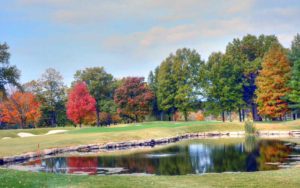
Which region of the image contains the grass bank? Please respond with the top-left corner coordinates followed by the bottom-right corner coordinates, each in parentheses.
top-left (1, 120), bottom-right (300, 157)
top-left (0, 167), bottom-right (299, 188)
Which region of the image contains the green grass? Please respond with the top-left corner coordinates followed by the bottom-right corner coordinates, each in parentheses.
top-left (68, 121), bottom-right (221, 134)
top-left (1, 120), bottom-right (300, 157)
top-left (0, 167), bottom-right (300, 188)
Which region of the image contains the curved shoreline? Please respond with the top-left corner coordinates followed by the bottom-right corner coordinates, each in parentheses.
top-left (1, 130), bottom-right (300, 165)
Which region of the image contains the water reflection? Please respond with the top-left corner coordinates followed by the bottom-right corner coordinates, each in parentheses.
top-left (19, 139), bottom-right (300, 175)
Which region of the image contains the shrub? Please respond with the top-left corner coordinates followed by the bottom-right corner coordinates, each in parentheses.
top-left (244, 120), bottom-right (256, 134)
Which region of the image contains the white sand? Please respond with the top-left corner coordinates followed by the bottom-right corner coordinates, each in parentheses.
top-left (17, 130), bottom-right (69, 138)
top-left (2, 137), bottom-right (11, 140)
top-left (45, 130), bottom-right (69, 135)
top-left (17, 132), bottom-right (37, 137)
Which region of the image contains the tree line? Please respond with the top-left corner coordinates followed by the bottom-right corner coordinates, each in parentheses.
top-left (0, 33), bottom-right (300, 128)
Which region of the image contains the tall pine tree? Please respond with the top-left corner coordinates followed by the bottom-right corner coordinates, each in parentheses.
top-left (287, 34), bottom-right (300, 118)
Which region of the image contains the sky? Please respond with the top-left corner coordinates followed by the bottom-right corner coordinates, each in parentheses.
top-left (1, 0), bottom-right (300, 85)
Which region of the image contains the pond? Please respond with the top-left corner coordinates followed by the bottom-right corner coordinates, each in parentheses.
top-left (4, 138), bottom-right (300, 175)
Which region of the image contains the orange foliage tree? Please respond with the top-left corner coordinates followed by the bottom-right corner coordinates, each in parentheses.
top-left (0, 91), bottom-right (41, 128)
top-left (195, 112), bottom-right (205, 121)
top-left (256, 44), bottom-right (291, 119)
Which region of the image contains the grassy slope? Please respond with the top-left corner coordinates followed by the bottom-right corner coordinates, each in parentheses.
top-left (1, 120), bottom-right (300, 157)
top-left (0, 168), bottom-right (299, 188)
top-left (0, 127), bottom-right (74, 139)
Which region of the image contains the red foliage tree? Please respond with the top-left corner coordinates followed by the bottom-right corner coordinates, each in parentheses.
top-left (0, 91), bottom-right (41, 128)
top-left (114, 77), bottom-right (154, 122)
top-left (66, 82), bottom-right (96, 127)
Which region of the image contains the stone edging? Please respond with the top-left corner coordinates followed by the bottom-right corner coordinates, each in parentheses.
top-left (1, 130), bottom-right (300, 165)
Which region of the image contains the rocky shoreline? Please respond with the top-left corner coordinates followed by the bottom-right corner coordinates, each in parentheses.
top-left (1, 130), bottom-right (300, 165)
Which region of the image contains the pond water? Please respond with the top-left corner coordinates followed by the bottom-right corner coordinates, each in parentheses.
top-left (6, 138), bottom-right (300, 175)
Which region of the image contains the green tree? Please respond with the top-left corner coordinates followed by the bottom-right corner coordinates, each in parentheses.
top-left (225, 35), bottom-right (279, 121)
top-left (287, 34), bottom-right (300, 118)
top-left (156, 48), bottom-right (203, 121)
top-left (157, 57), bottom-right (177, 120)
top-left (204, 52), bottom-right (244, 122)
top-left (40, 68), bottom-right (66, 126)
top-left (23, 68), bottom-right (67, 127)
top-left (74, 67), bottom-right (114, 127)
top-left (173, 49), bottom-right (203, 121)
top-left (0, 43), bottom-right (21, 97)
top-left (148, 67), bottom-right (162, 120)
top-left (288, 34), bottom-right (300, 64)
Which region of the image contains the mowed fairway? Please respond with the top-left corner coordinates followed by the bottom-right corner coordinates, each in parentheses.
top-left (1, 120), bottom-right (300, 157)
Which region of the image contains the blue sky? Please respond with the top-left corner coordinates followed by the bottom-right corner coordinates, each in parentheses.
top-left (1, 0), bottom-right (300, 85)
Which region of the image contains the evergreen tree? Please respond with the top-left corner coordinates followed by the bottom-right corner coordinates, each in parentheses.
top-left (287, 34), bottom-right (300, 118)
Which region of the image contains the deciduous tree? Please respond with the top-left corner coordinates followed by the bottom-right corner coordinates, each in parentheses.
top-left (74, 67), bottom-right (114, 127)
top-left (256, 44), bottom-right (291, 119)
top-left (66, 82), bottom-right (96, 127)
top-left (114, 77), bottom-right (154, 122)
top-left (156, 48), bottom-right (203, 121)
top-left (0, 43), bottom-right (21, 97)
top-left (0, 91), bottom-right (41, 128)
top-left (225, 35), bottom-right (279, 121)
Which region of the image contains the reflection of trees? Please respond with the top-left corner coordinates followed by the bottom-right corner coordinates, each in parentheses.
top-left (67, 157), bottom-right (98, 175)
top-left (29, 140), bottom-right (297, 175)
top-left (245, 136), bottom-right (257, 153)
top-left (208, 144), bottom-right (247, 172)
top-left (40, 157), bottom-right (67, 174)
top-left (157, 146), bottom-right (193, 175)
top-left (97, 146), bottom-right (193, 175)
top-left (256, 140), bottom-right (292, 171)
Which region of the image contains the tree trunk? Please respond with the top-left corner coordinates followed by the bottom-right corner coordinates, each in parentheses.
top-left (229, 111), bottom-right (232, 122)
top-left (51, 110), bottom-right (57, 127)
top-left (242, 109), bottom-right (245, 122)
top-left (160, 111), bottom-right (163, 121)
top-left (96, 105), bottom-right (100, 127)
top-left (184, 111), bottom-right (188, 121)
top-left (251, 103), bottom-right (256, 121)
top-left (222, 111), bottom-right (225, 122)
top-left (238, 108), bottom-right (242, 122)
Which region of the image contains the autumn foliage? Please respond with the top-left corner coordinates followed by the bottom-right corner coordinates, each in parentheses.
top-left (66, 82), bottom-right (96, 127)
top-left (256, 44), bottom-right (291, 119)
top-left (114, 77), bottom-right (154, 122)
top-left (0, 91), bottom-right (41, 128)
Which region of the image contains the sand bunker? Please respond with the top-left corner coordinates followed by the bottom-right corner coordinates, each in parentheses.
top-left (17, 130), bottom-right (69, 138)
top-left (45, 130), bottom-right (69, 135)
top-left (2, 137), bottom-right (11, 140)
top-left (17, 133), bottom-right (37, 137)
